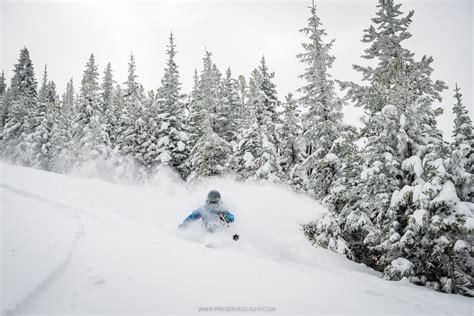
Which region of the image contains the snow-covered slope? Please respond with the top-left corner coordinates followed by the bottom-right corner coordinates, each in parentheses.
top-left (1, 163), bottom-right (471, 315)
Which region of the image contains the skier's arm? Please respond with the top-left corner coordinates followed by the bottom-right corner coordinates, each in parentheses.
top-left (183, 210), bottom-right (201, 224)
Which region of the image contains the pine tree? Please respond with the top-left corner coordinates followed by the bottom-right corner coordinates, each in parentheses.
top-left (73, 53), bottom-right (109, 165)
top-left (304, 1), bottom-right (452, 281)
top-left (450, 84), bottom-right (473, 201)
top-left (0, 71), bottom-right (8, 133)
top-left (101, 62), bottom-right (115, 113)
top-left (385, 126), bottom-right (473, 295)
top-left (188, 126), bottom-right (231, 182)
top-left (188, 69), bottom-right (201, 147)
top-left (194, 50), bottom-right (221, 138)
top-left (232, 62), bottom-right (283, 183)
top-left (0, 71), bottom-right (6, 96)
top-left (110, 84), bottom-right (125, 146)
top-left (101, 62), bottom-right (117, 146)
top-left (117, 54), bottom-right (150, 167)
top-left (341, 0), bottom-right (445, 262)
top-left (51, 79), bottom-right (76, 173)
top-left (218, 68), bottom-right (241, 145)
top-left (330, 0), bottom-right (473, 296)
top-left (155, 33), bottom-right (189, 177)
top-left (2, 47), bottom-right (38, 165)
top-left (188, 50), bottom-right (232, 179)
top-left (32, 67), bottom-right (59, 170)
top-left (279, 93), bottom-right (303, 188)
top-left (75, 54), bottom-right (100, 132)
top-left (236, 75), bottom-right (250, 129)
top-left (297, 2), bottom-right (345, 198)
top-left (124, 53), bottom-right (140, 101)
top-left (256, 57), bottom-right (279, 140)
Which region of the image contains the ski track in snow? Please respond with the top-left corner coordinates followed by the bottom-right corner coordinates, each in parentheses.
top-left (1, 163), bottom-right (472, 315)
top-left (1, 183), bottom-right (87, 316)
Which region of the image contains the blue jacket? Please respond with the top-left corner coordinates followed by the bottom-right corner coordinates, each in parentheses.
top-left (182, 202), bottom-right (234, 226)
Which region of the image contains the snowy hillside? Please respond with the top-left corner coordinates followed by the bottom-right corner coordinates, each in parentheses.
top-left (1, 163), bottom-right (471, 315)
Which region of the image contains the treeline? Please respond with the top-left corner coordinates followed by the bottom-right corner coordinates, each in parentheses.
top-left (0, 0), bottom-right (472, 296)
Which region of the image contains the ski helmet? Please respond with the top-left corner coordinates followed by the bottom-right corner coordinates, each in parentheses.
top-left (206, 190), bottom-right (221, 204)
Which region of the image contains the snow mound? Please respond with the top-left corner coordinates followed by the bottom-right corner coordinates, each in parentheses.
top-left (391, 258), bottom-right (414, 274)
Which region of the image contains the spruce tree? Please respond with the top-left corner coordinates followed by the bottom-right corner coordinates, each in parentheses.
top-left (101, 62), bottom-right (115, 114)
top-left (73, 53), bottom-right (109, 165)
top-left (2, 47), bottom-right (38, 165)
top-left (117, 54), bottom-right (150, 167)
top-left (32, 68), bottom-right (59, 170)
top-left (279, 93), bottom-right (303, 188)
top-left (188, 50), bottom-right (232, 179)
top-left (155, 33), bottom-right (189, 177)
top-left (232, 63), bottom-right (283, 183)
top-left (101, 62), bottom-right (117, 145)
top-left (343, 0), bottom-right (445, 262)
top-left (75, 54), bottom-right (100, 133)
top-left (0, 71), bottom-right (8, 133)
top-left (51, 79), bottom-right (76, 172)
top-left (188, 126), bottom-right (231, 181)
top-left (450, 84), bottom-right (473, 201)
top-left (297, 2), bottom-right (345, 198)
top-left (0, 71), bottom-right (6, 96)
top-left (219, 68), bottom-right (241, 145)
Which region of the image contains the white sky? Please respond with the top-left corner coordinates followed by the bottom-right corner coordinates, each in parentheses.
top-left (1, 0), bottom-right (472, 139)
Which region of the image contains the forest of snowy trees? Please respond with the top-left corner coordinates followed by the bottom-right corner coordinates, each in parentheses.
top-left (1, 0), bottom-right (472, 296)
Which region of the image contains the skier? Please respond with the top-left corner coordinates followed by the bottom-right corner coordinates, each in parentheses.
top-left (179, 190), bottom-right (235, 233)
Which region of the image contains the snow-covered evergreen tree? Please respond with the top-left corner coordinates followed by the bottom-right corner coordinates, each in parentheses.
top-left (155, 33), bottom-right (189, 177)
top-left (219, 68), bottom-right (241, 145)
top-left (339, 0), bottom-right (445, 263)
top-left (1, 48), bottom-right (38, 165)
top-left (187, 69), bottom-right (201, 147)
top-left (188, 126), bottom-right (231, 181)
top-left (303, 2), bottom-right (457, 284)
top-left (117, 54), bottom-right (151, 167)
top-left (100, 62), bottom-right (117, 146)
top-left (0, 71), bottom-right (8, 133)
top-left (279, 93), bottom-right (303, 188)
top-left (110, 84), bottom-right (125, 146)
top-left (51, 79), bottom-right (76, 173)
top-left (326, 0), bottom-right (473, 296)
top-left (72, 54), bottom-right (111, 166)
top-left (256, 56), bottom-right (280, 140)
top-left (297, 2), bottom-right (345, 198)
top-left (385, 123), bottom-right (473, 295)
top-left (101, 62), bottom-right (115, 113)
top-left (255, 58), bottom-right (283, 184)
top-left (449, 84), bottom-right (473, 201)
top-left (188, 50), bottom-right (233, 179)
top-left (232, 61), bottom-right (283, 183)
top-left (190, 51), bottom-right (221, 140)
top-left (0, 71), bottom-right (6, 96)
top-left (31, 66), bottom-right (59, 169)
top-left (74, 54), bottom-right (100, 135)
top-left (63, 78), bottom-right (75, 110)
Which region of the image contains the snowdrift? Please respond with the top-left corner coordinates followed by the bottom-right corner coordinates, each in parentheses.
top-left (1, 162), bottom-right (471, 315)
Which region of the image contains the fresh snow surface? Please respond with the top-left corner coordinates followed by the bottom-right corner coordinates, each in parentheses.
top-left (1, 162), bottom-right (472, 315)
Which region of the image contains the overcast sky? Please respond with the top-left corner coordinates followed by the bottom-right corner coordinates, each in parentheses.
top-left (1, 0), bottom-right (472, 139)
